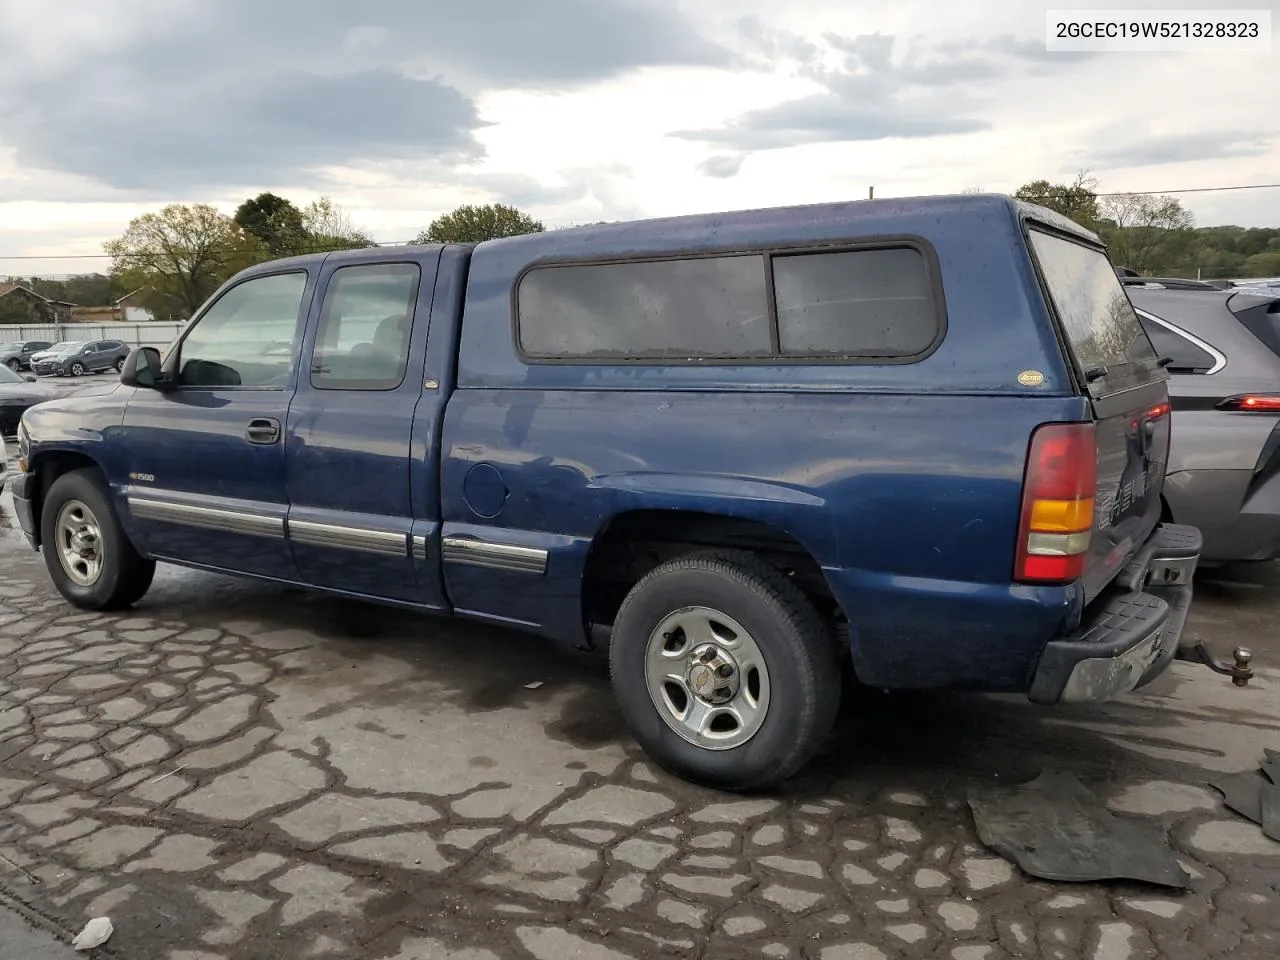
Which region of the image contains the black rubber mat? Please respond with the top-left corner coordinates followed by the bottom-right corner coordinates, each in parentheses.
top-left (1263, 782), bottom-right (1280, 844)
top-left (1262, 749), bottom-right (1280, 786)
top-left (1210, 770), bottom-right (1267, 825)
top-left (967, 770), bottom-right (1189, 888)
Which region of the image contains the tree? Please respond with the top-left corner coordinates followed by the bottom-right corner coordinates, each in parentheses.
top-left (1243, 251), bottom-right (1280, 277)
top-left (104, 204), bottom-right (263, 319)
top-left (300, 196), bottom-right (374, 252)
top-left (416, 203), bottom-right (545, 244)
top-left (234, 192), bottom-right (306, 257)
top-left (23, 273), bottom-right (117, 307)
top-left (1013, 171), bottom-right (1103, 233)
top-left (1100, 193), bottom-right (1194, 275)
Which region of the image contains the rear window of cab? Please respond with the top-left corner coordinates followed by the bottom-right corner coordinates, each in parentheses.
top-left (514, 243), bottom-right (946, 363)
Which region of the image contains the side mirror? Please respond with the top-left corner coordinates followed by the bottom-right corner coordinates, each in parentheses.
top-left (120, 346), bottom-right (167, 390)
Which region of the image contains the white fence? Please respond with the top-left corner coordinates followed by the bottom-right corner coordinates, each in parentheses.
top-left (0, 321), bottom-right (185, 350)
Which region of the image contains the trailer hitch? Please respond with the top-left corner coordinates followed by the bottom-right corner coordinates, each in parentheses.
top-left (1178, 643), bottom-right (1253, 687)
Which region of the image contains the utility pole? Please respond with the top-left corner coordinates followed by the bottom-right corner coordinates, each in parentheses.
top-left (869, 186), bottom-right (875, 199)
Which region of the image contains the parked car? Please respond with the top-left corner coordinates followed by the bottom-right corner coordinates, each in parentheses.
top-left (0, 339), bottom-right (53, 372)
top-left (1120, 277), bottom-right (1221, 291)
top-left (1127, 285), bottom-right (1280, 564)
top-left (28, 341), bottom-right (82, 371)
top-left (0, 432), bottom-right (8, 493)
top-left (26, 343), bottom-right (77, 363)
top-left (31, 339), bottom-right (130, 377)
top-left (0, 363), bottom-right (56, 436)
top-left (13, 195), bottom-right (1238, 790)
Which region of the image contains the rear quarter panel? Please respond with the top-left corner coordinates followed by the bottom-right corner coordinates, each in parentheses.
top-left (443, 196), bottom-right (1085, 690)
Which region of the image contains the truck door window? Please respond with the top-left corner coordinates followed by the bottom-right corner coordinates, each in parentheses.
top-left (176, 272), bottom-right (307, 388)
top-left (310, 263), bottom-right (420, 390)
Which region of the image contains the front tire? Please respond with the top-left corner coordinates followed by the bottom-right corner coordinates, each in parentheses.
top-left (40, 470), bottom-right (156, 610)
top-left (609, 551), bottom-right (840, 792)
top-left (5, 359), bottom-right (18, 372)
top-left (114, 358), bottom-right (125, 373)
top-left (70, 362), bottom-right (85, 376)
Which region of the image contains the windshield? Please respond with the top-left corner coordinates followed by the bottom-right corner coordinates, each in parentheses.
top-left (1028, 229), bottom-right (1158, 382)
top-left (56, 342), bottom-right (86, 355)
top-left (43, 342), bottom-right (75, 353)
top-left (0, 342), bottom-right (20, 352)
top-left (0, 364), bottom-right (22, 384)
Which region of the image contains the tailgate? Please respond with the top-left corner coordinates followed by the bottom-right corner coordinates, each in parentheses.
top-left (1027, 228), bottom-right (1169, 602)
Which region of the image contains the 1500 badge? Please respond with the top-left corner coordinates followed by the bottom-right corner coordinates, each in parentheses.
top-left (129, 472), bottom-right (155, 483)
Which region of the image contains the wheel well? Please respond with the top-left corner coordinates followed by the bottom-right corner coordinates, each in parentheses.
top-left (581, 510), bottom-right (840, 631)
top-left (27, 451), bottom-right (103, 546)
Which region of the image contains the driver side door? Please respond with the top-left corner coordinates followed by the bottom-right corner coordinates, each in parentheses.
top-left (119, 269), bottom-right (315, 580)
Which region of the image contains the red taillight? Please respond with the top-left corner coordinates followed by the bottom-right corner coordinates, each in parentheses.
top-left (1015, 422), bottom-right (1097, 584)
top-left (1217, 394), bottom-right (1280, 412)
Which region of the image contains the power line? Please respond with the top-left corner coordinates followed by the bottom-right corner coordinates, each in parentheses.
top-left (1019, 182), bottom-right (1280, 200)
top-left (1099, 183), bottom-right (1280, 197)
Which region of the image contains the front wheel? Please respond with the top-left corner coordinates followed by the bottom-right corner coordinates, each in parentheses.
top-left (609, 551), bottom-right (840, 792)
top-left (40, 469), bottom-right (156, 610)
top-left (114, 358), bottom-right (125, 373)
top-left (5, 358), bottom-right (18, 372)
top-left (69, 362), bottom-right (85, 376)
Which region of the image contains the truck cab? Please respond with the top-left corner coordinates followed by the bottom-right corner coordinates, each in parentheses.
top-left (11, 195), bottom-right (1241, 791)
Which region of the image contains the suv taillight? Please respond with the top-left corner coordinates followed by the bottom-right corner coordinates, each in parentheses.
top-left (1015, 422), bottom-right (1097, 584)
top-left (1217, 393), bottom-right (1280, 412)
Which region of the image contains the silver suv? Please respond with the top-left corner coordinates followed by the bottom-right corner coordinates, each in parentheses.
top-left (1127, 286), bottom-right (1280, 564)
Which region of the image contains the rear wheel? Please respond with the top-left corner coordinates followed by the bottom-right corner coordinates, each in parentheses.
top-left (40, 470), bottom-right (155, 610)
top-left (609, 551), bottom-right (840, 792)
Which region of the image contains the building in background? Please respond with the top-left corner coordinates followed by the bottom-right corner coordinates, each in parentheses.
top-left (0, 283), bottom-right (74, 323)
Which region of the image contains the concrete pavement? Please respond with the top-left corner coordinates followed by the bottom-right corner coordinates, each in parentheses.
top-left (0, 895), bottom-right (84, 959)
top-left (0, 491), bottom-right (1278, 959)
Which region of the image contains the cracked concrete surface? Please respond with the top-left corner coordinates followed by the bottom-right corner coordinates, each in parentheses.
top-left (1, 521), bottom-right (1279, 958)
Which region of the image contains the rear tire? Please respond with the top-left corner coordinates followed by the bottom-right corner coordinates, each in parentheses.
top-left (608, 551), bottom-right (841, 792)
top-left (40, 469), bottom-right (155, 610)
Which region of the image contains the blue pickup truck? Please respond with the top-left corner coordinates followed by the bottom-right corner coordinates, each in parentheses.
top-left (11, 195), bottom-right (1240, 790)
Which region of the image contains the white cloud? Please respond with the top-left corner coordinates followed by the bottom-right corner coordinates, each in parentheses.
top-left (1, 0), bottom-right (1277, 277)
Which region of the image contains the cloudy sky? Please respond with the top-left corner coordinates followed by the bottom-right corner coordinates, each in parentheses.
top-left (1, 0), bottom-right (1276, 276)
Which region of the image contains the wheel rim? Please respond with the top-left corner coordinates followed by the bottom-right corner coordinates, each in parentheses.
top-left (55, 499), bottom-right (104, 587)
top-left (644, 605), bottom-right (771, 751)
top-left (72, 364), bottom-right (83, 375)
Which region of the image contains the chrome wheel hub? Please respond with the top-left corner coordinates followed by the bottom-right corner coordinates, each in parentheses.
top-left (644, 606), bottom-right (770, 750)
top-left (55, 500), bottom-right (104, 587)
top-left (686, 644), bottom-right (739, 704)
